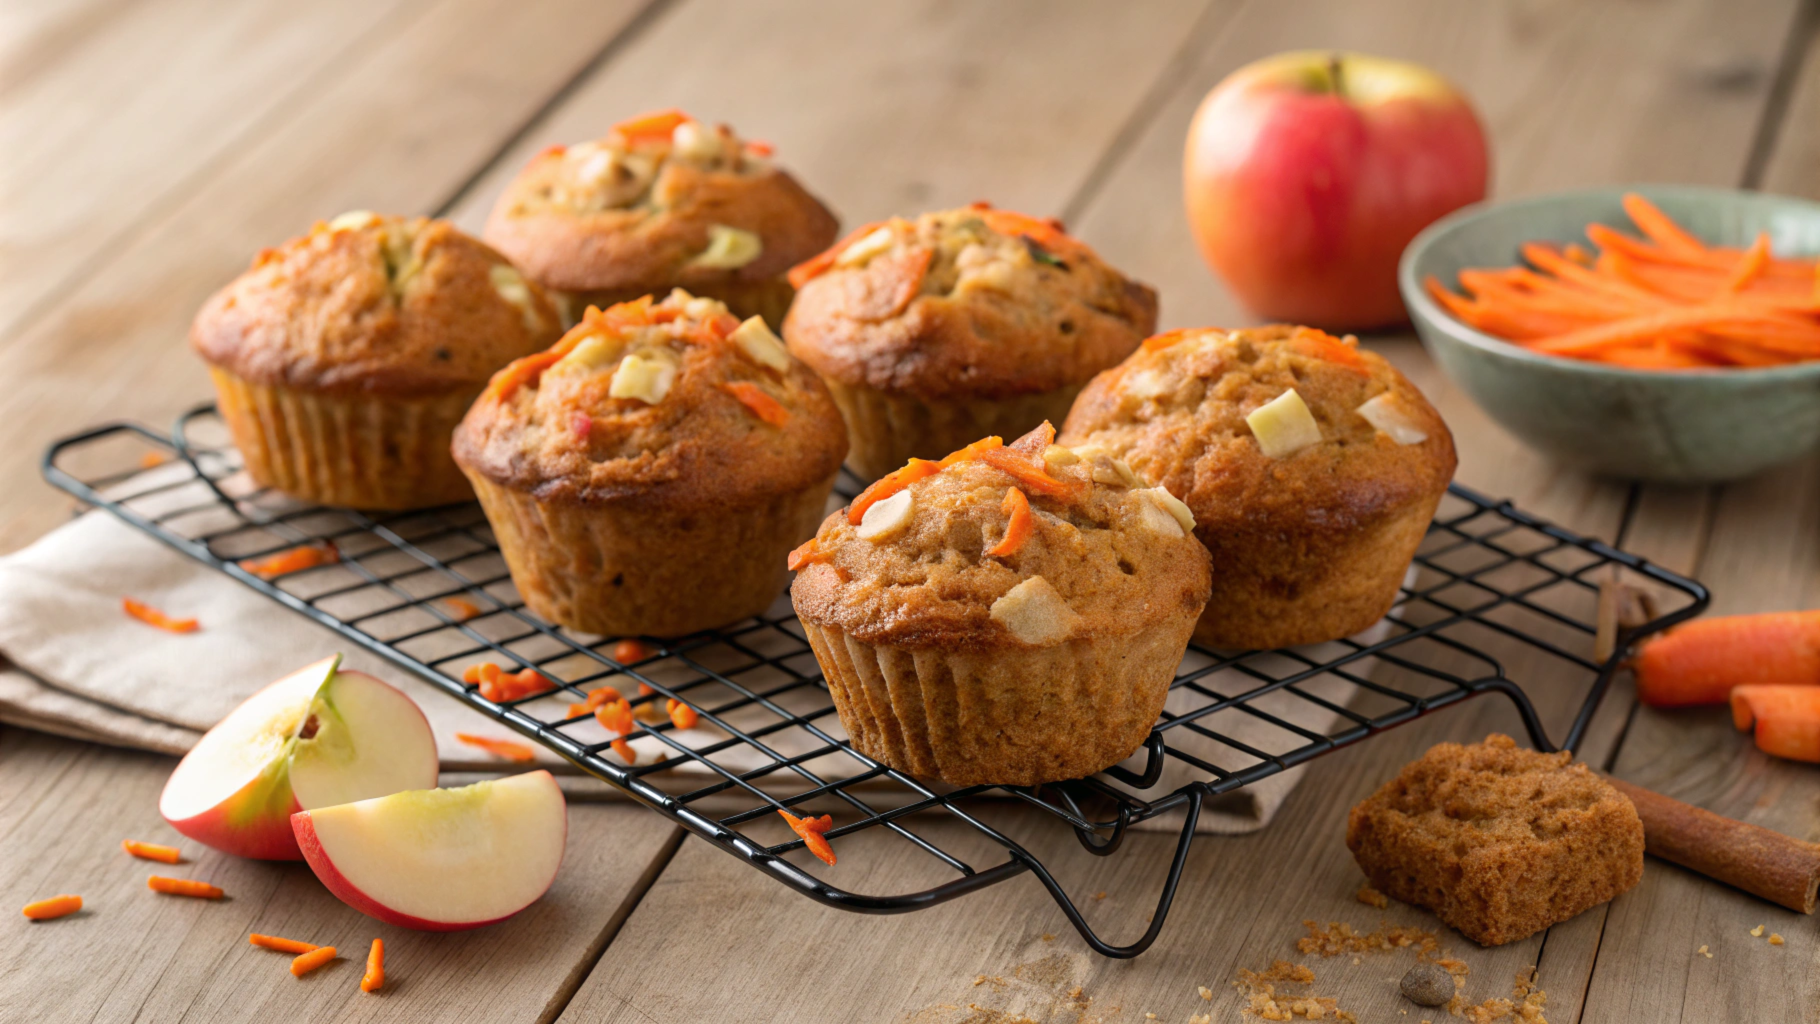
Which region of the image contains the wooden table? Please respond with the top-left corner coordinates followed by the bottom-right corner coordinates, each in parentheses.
top-left (4, 1), bottom-right (1817, 1020)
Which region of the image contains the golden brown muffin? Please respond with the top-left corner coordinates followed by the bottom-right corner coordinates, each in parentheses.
top-left (1060, 325), bottom-right (1455, 650)
top-left (1347, 734), bottom-right (1645, 946)
top-left (483, 109), bottom-right (838, 329)
top-left (191, 211), bottom-right (562, 509)
top-left (783, 204), bottom-right (1158, 480)
top-left (790, 422), bottom-right (1210, 786)
top-left (452, 290), bottom-right (846, 637)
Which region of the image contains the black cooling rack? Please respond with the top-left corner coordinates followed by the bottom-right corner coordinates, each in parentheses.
top-left (42, 406), bottom-right (1708, 957)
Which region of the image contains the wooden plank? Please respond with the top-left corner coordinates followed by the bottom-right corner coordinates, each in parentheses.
top-left (0, 728), bottom-right (681, 1024)
top-left (0, 0), bottom-right (427, 340)
top-left (1579, 14), bottom-right (1820, 1024)
top-left (549, 0), bottom-right (1799, 1019)
top-left (0, 0), bottom-right (661, 554)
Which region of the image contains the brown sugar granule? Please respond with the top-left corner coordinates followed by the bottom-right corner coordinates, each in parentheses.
top-left (1296, 919), bottom-right (1440, 958)
top-left (1769, 934), bottom-right (1785, 946)
top-left (1233, 961), bottom-right (1358, 1022)
top-left (1346, 734), bottom-right (1644, 946)
top-left (1356, 885), bottom-right (1390, 909)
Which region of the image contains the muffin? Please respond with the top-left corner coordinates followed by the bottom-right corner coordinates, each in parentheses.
top-left (451, 290), bottom-right (846, 637)
top-left (1347, 734), bottom-right (1645, 946)
top-left (790, 421), bottom-right (1211, 786)
top-left (1060, 325), bottom-right (1455, 650)
top-left (483, 109), bottom-right (838, 329)
top-left (783, 203), bottom-right (1158, 480)
top-left (192, 211), bottom-right (562, 509)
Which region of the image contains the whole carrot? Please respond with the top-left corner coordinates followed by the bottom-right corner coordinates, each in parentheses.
top-left (361, 938), bottom-right (384, 993)
top-left (1634, 611), bottom-right (1820, 707)
top-left (291, 945), bottom-right (338, 977)
top-left (250, 934), bottom-right (319, 954)
top-left (148, 875), bottom-right (223, 899)
top-left (122, 839), bottom-right (182, 864)
top-left (22, 895), bottom-right (81, 920)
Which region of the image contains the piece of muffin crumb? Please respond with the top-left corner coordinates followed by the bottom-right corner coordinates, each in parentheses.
top-left (1357, 885), bottom-right (1389, 909)
top-left (1751, 924), bottom-right (1765, 937)
top-left (1698, 944), bottom-right (1712, 958)
top-left (1769, 933), bottom-right (1785, 946)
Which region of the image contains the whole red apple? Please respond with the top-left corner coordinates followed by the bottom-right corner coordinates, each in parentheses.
top-left (1184, 51), bottom-right (1489, 331)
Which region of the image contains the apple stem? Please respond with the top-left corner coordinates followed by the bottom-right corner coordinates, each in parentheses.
top-left (1327, 53), bottom-right (1345, 98)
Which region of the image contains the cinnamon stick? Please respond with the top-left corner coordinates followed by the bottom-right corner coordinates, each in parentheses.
top-left (1608, 777), bottom-right (1820, 914)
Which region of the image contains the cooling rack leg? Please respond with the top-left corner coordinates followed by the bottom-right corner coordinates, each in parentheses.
top-left (1021, 788), bottom-right (1205, 958)
top-left (1477, 678), bottom-right (1557, 753)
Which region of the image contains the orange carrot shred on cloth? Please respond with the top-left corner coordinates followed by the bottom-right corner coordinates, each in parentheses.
top-left (148, 876), bottom-right (223, 899)
top-left (1732, 685), bottom-right (1820, 763)
top-left (1633, 610), bottom-right (1820, 707)
top-left (666, 698), bottom-right (700, 730)
top-left (454, 732), bottom-right (536, 763)
top-left (290, 945), bottom-right (338, 978)
top-left (237, 542), bottom-right (338, 578)
top-left (361, 938), bottom-right (384, 993)
top-left (613, 638), bottom-right (654, 664)
top-left (610, 737), bottom-right (637, 765)
top-left (987, 487), bottom-right (1033, 557)
top-left (121, 597), bottom-right (199, 633)
top-left (250, 934), bottom-right (319, 954)
top-left (21, 895), bottom-right (81, 920)
top-left (721, 381), bottom-right (791, 426)
top-left (122, 839), bottom-right (181, 864)
top-left (776, 809), bottom-right (836, 866)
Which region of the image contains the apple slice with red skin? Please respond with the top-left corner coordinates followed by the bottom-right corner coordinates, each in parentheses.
top-left (293, 770), bottom-right (567, 931)
top-left (159, 655), bottom-right (439, 860)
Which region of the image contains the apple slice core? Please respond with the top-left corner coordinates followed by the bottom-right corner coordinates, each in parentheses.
top-left (293, 771), bottom-right (567, 931)
top-left (290, 670), bottom-right (439, 812)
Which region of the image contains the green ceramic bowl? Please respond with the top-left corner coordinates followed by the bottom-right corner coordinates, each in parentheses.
top-left (1399, 185), bottom-right (1820, 483)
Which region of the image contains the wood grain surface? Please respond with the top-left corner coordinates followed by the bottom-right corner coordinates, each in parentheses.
top-left (2, 0), bottom-right (1817, 1021)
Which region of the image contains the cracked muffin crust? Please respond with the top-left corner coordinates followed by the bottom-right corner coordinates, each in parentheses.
top-left (453, 290), bottom-right (846, 636)
top-left (1346, 734), bottom-right (1645, 946)
top-left (191, 211), bottom-right (562, 508)
top-left (783, 204), bottom-right (1158, 479)
top-left (483, 109), bottom-right (839, 328)
top-left (791, 422), bottom-right (1209, 785)
top-left (1060, 324), bottom-right (1455, 650)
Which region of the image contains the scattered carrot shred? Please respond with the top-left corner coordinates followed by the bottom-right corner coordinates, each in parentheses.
top-left (250, 933), bottom-right (319, 954)
top-left (595, 697), bottom-right (635, 736)
top-left (237, 542), bottom-right (338, 578)
top-left (464, 662), bottom-right (554, 702)
top-left (121, 597), bottom-right (199, 634)
top-left (610, 737), bottom-right (637, 765)
top-left (1427, 192), bottom-right (1820, 370)
top-left (454, 732), bottom-right (536, 763)
top-left (148, 876), bottom-right (223, 899)
top-left (613, 639), bottom-right (654, 664)
top-left (361, 938), bottom-right (384, 993)
top-left (443, 596), bottom-right (482, 621)
top-left (122, 839), bottom-right (181, 864)
top-left (21, 895), bottom-right (81, 920)
top-left (721, 381), bottom-right (791, 425)
top-left (987, 487), bottom-right (1034, 557)
top-left (139, 451), bottom-right (170, 469)
top-left (777, 809), bottom-right (837, 866)
top-left (666, 698), bottom-right (701, 730)
top-left (290, 945), bottom-right (338, 977)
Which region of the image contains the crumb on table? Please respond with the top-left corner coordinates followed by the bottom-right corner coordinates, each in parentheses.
top-left (1697, 944), bottom-right (1712, 959)
top-left (1769, 933), bottom-right (1785, 946)
top-left (1356, 884), bottom-right (1389, 909)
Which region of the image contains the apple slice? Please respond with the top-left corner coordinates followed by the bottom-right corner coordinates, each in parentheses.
top-left (292, 771), bottom-right (568, 931)
top-left (159, 655), bottom-right (439, 860)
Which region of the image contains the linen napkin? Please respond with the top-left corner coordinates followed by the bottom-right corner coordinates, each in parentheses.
top-left (0, 458), bottom-right (1373, 833)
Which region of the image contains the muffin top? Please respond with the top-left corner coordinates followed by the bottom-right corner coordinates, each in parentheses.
top-left (1059, 325), bottom-right (1456, 532)
top-left (790, 422), bottom-right (1211, 648)
top-left (451, 290), bottom-right (847, 509)
top-left (782, 204), bottom-right (1159, 400)
top-left (191, 212), bottom-right (562, 397)
top-left (482, 109), bottom-right (839, 293)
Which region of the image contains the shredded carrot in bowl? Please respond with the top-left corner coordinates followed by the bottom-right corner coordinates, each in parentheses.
top-left (1425, 193), bottom-right (1820, 370)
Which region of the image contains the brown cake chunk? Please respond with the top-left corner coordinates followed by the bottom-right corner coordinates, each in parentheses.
top-left (1346, 734), bottom-right (1644, 946)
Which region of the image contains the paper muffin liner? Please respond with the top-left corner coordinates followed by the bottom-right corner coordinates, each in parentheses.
top-left (208, 368), bottom-right (478, 510)
top-left (467, 471), bottom-right (835, 637)
top-left (823, 379), bottom-right (1087, 481)
top-left (797, 609), bottom-right (1197, 786)
top-left (555, 276), bottom-right (797, 330)
top-left (1192, 487), bottom-right (1444, 650)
